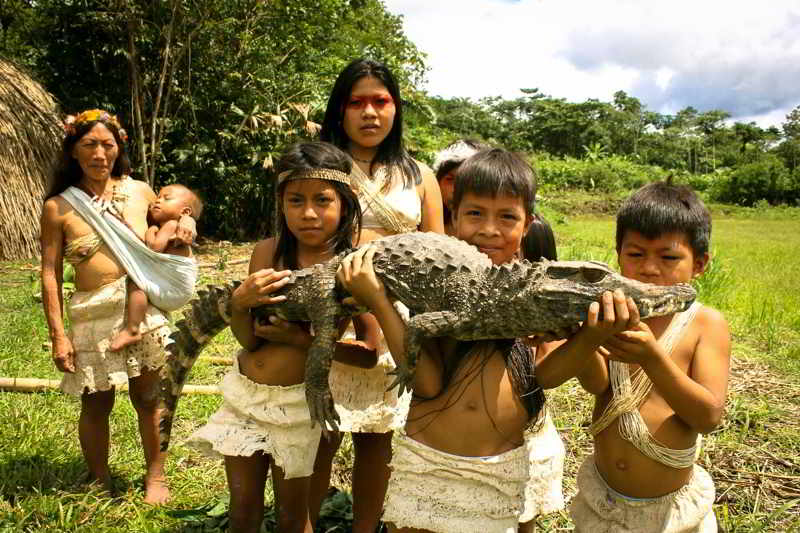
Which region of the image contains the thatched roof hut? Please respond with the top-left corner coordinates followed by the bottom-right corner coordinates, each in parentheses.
top-left (0, 57), bottom-right (62, 260)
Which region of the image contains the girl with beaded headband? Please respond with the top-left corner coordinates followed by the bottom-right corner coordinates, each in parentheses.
top-left (40, 109), bottom-right (194, 504)
top-left (187, 141), bottom-right (381, 533)
top-left (315, 58), bottom-right (444, 532)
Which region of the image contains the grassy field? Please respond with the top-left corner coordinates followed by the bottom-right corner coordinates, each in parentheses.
top-left (1, 208), bottom-right (799, 532)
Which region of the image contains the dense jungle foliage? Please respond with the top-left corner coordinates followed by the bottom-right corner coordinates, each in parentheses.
top-left (2, 0), bottom-right (799, 239)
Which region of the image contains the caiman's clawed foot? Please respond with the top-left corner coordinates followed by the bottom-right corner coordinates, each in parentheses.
top-left (386, 364), bottom-right (414, 396)
top-left (307, 388), bottom-right (340, 440)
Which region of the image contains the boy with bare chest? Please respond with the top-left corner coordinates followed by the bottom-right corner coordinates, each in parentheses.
top-left (536, 180), bottom-right (731, 531)
top-left (339, 149), bottom-right (556, 532)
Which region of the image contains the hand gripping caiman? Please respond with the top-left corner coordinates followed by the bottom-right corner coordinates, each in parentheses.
top-left (158, 231), bottom-right (695, 450)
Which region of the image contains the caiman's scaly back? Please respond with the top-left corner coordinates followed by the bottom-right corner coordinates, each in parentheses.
top-left (158, 232), bottom-right (696, 451)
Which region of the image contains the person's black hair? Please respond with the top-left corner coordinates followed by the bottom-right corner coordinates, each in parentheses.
top-left (407, 339), bottom-right (545, 441)
top-left (320, 58), bottom-right (420, 188)
top-left (46, 117), bottom-right (132, 200)
top-left (273, 142), bottom-right (362, 269)
top-left (451, 148), bottom-right (536, 216)
top-left (521, 213), bottom-right (557, 262)
top-left (615, 178), bottom-right (711, 257)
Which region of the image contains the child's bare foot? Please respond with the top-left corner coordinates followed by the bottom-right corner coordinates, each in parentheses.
top-left (86, 474), bottom-right (114, 496)
top-left (143, 474), bottom-right (170, 505)
top-left (110, 328), bottom-right (142, 352)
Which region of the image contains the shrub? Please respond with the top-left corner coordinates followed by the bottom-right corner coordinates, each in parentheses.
top-left (710, 155), bottom-right (793, 206)
top-left (684, 170), bottom-right (723, 192)
top-left (533, 155), bottom-right (669, 192)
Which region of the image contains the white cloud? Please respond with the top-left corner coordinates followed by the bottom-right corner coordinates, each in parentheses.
top-left (384, 0), bottom-right (800, 127)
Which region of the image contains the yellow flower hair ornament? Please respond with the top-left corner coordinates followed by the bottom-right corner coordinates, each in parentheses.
top-left (64, 109), bottom-right (128, 142)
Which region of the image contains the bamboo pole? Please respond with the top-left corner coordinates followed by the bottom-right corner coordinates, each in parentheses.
top-left (199, 356), bottom-right (232, 365)
top-left (196, 258), bottom-right (249, 269)
top-left (0, 378), bottom-right (218, 395)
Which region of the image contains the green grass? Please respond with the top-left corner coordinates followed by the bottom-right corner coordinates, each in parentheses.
top-left (1, 209), bottom-right (799, 531)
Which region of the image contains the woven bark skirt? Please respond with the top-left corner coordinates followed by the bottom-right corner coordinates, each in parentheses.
top-left (569, 455), bottom-right (716, 532)
top-left (382, 430), bottom-right (528, 532)
top-left (187, 357), bottom-right (321, 479)
top-left (60, 276), bottom-right (170, 396)
top-left (328, 303), bottom-right (412, 433)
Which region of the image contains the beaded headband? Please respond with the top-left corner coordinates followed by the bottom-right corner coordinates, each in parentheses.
top-left (433, 140), bottom-right (481, 173)
top-left (277, 168), bottom-right (351, 186)
top-left (64, 109), bottom-right (128, 142)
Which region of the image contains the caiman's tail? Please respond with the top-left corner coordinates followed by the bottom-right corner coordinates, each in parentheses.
top-left (158, 281), bottom-right (240, 451)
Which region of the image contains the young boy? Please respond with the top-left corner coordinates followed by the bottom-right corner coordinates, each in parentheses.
top-left (339, 148), bottom-right (563, 532)
top-left (111, 184), bottom-right (202, 351)
top-left (536, 180), bottom-right (731, 532)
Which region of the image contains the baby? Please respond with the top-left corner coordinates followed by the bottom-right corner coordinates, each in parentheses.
top-left (110, 184), bottom-right (202, 351)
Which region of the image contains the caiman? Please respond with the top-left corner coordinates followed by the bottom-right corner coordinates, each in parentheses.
top-left (158, 231), bottom-right (695, 450)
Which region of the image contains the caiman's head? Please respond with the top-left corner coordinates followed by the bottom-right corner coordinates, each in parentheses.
top-left (523, 259), bottom-right (696, 328)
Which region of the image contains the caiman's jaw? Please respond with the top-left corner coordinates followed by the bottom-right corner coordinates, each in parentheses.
top-left (532, 260), bottom-right (697, 326)
top-left (636, 282), bottom-right (696, 318)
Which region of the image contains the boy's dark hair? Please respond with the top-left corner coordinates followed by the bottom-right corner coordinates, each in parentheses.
top-left (320, 58), bottom-right (420, 188)
top-left (616, 179), bottom-right (711, 257)
top-left (273, 142), bottom-right (362, 270)
top-left (521, 213), bottom-right (557, 262)
top-left (451, 148), bottom-right (536, 215)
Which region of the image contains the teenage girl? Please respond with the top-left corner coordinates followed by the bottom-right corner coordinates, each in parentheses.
top-left (188, 142), bottom-right (379, 533)
top-left (311, 58), bottom-right (444, 532)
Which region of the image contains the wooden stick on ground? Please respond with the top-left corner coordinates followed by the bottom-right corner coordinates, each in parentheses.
top-left (199, 356), bottom-right (232, 365)
top-left (196, 258), bottom-right (249, 269)
top-left (0, 377), bottom-right (218, 394)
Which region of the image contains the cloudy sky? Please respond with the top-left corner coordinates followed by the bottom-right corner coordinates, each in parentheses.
top-left (382, 0), bottom-right (800, 128)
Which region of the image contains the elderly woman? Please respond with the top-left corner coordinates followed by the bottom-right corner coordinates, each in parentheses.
top-left (39, 109), bottom-right (193, 504)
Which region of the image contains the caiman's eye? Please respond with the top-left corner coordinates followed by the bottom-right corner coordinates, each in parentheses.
top-left (546, 265), bottom-right (580, 279)
top-left (582, 267), bottom-right (608, 283)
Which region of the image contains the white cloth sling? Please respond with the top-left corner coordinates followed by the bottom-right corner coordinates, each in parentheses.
top-left (60, 186), bottom-right (197, 312)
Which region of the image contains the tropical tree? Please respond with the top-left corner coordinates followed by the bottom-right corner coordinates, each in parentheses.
top-left (609, 90), bottom-right (645, 156)
top-left (732, 121), bottom-right (764, 156)
top-left (776, 106), bottom-right (800, 173)
top-left (6, 0), bottom-right (426, 238)
top-left (695, 109), bottom-right (730, 172)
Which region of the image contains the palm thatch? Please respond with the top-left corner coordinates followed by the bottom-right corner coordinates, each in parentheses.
top-left (0, 57), bottom-right (62, 260)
